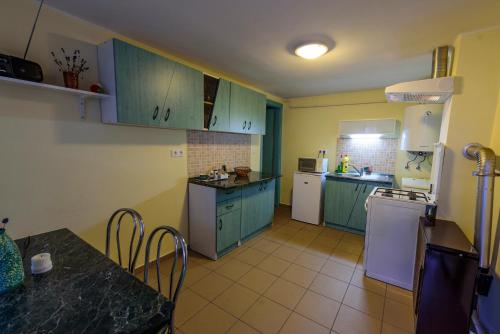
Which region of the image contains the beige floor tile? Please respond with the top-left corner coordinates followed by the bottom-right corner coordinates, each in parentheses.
top-left (226, 245), bottom-right (250, 258)
top-left (309, 273), bottom-right (348, 302)
top-left (215, 259), bottom-right (252, 281)
top-left (241, 297), bottom-right (292, 334)
top-left (190, 272), bottom-right (233, 301)
top-left (273, 245), bottom-right (302, 262)
top-left (320, 259), bottom-right (354, 283)
top-left (281, 264), bottom-right (317, 288)
top-left (264, 278), bottom-right (306, 309)
top-left (383, 299), bottom-right (415, 332)
top-left (244, 235), bottom-right (264, 247)
top-left (239, 267), bottom-right (278, 293)
top-left (174, 289), bottom-right (210, 326)
top-left (329, 249), bottom-right (359, 268)
top-left (257, 255), bottom-right (291, 276)
top-left (213, 283), bottom-right (260, 318)
top-left (320, 228), bottom-right (345, 239)
top-left (180, 303), bottom-right (236, 334)
top-left (343, 285), bottom-right (385, 320)
top-left (227, 321), bottom-right (261, 334)
top-left (304, 242), bottom-right (336, 259)
top-left (336, 240), bottom-right (363, 255)
top-left (315, 235), bottom-right (342, 248)
top-left (236, 247), bottom-right (269, 266)
top-left (253, 238), bottom-right (282, 253)
top-left (279, 312), bottom-right (330, 334)
top-left (178, 264), bottom-right (211, 287)
top-left (203, 256), bottom-right (230, 271)
top-left (295, 290), bottom-right (341, 329)
top-left (350, 269), bottom-right (386, 296)
top-left (341, 233), bottom-right (364, 244)
top-left (382, 322), bottom-right (413, 334)
top-left (293, 252), bottom-right (327, 271)
top-left (355, 255), bottom-right (364, 271)
top-left (386, 284), bottom-right (413, 306)
top-left (332, 305), bottom-right (382, 334)
top-left (286, 236), bottom-right (312, 250)
top-left (264, 231), bottom-right (292, 244)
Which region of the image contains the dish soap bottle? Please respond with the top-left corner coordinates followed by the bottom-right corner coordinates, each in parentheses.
top-left (336, 155), bottom-right (343, 173)
top-left (0, 218), bottom-right (24, 295)
top-left (342, 155), bottom-right (350, 173)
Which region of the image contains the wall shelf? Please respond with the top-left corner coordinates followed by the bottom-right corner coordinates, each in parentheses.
top-left (0, 75), bottom-right (110, 119)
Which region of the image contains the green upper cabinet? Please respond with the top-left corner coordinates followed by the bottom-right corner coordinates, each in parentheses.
top-left (161, 63), bottom-right (203, 130)
top-left (209, 79), bottom-right (231, 132)
top-left (229, 82), bottom-right (266, 135)
top-left (98, 39), bottom-right (203, 129)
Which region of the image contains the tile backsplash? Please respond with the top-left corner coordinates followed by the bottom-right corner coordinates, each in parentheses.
top-left (336, 138), bottom-right (398, 174)
top-left (187, 131), bottom-right (251, 177)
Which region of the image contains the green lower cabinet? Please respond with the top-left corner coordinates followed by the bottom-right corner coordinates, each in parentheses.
top-left (241, 180), bottom-right (275, 239)
top-left (324, 179), bottom-right (390, 234)
top-left (216, 209), bottom-right (241, 254)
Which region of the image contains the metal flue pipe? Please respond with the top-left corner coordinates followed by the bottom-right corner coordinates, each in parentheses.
top-left (462, 143), bottom-right (498, 269)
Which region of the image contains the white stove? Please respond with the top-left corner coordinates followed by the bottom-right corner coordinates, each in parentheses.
top-left (364, 186), bottom-right (436, 290)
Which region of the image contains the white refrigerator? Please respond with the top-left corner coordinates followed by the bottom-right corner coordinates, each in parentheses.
top-left (291, 172), bottom-right (326, 225)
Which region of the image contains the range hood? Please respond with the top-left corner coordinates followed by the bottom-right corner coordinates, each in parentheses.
top-left (385, 76), bottom-right (455, 103)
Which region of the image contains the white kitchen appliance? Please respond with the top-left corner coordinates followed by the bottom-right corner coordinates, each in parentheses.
top-left (298, 158), bottom-right (328, 173)
top-left (292, 172), bottom-right (325, 225)
top-left (364, 188), bottom-right (435, 290)
top-left (401, 104), bottom-right (443, 152)
top-left (385, 76), bottom-right (455, 104)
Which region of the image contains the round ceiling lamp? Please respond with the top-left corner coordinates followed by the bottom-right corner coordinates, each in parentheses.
top-left (294, 43), bottom-right (329, 59)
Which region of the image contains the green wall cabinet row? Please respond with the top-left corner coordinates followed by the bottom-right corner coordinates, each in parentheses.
top-left (98, 39), bottom-right (267, 134)
top-left (208, 79), bottom-right (267, 134)
top-left (324, 178), bottom-right (392, 234)
top-left (189, 179), bottom-right (275, 260)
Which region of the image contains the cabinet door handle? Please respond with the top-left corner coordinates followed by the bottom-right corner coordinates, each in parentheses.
top-left (304, 182), bottom-right (309, 184)
top-left (363, 184), bottom-right (368, 193)
top-left (248, 121), bottom-right (252, 130)
top-left (152, 105), bottom-right (159, 120)
top-left (242, 121), bottom-right (247, 130)
top-left (164, 108), bottom-right (171, 122)
top-left (355, 184), bottom-right (359, 191)
top-left (212, 115), bottom-right (217, 126)
top-left (218, 219), bottom-right (222, 230)
top-left (225, 204), bottom-right (234, 209)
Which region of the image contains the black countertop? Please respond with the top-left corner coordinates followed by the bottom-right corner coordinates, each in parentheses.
top-left (326, 172), bottom-right (394, 184)
top-left (0, 229), bottom-right (171, 334)
top-left (189, 171), bottom-right (280, 189)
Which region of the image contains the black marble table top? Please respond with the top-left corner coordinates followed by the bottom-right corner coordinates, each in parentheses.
top-left (189, 171), bottom-right (280, 189)
top-left (0, 228), bottom-right (171, 334)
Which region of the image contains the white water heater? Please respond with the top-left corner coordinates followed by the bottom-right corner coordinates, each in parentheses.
top-left (401, 104), bottom-right (443, 152)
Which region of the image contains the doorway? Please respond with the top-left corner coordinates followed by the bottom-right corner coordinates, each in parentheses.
top-left (261, 100), bottom-right (283, 207)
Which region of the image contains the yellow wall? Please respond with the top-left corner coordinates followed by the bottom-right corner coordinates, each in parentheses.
top-left (281, 89), bottom-right (431, 205)
top-left (0, 0), bottom-right (280, 266)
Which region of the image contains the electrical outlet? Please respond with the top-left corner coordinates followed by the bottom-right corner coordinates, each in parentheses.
top-left (319, 149), bottom-right (328, 155)
top-left (171, 149), bottom-right (184, 158)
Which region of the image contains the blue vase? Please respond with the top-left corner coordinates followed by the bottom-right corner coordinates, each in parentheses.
top-left (0, 228), bottom-right (25, 294)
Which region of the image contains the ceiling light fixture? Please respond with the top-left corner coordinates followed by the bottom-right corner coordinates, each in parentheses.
top-left (294, 43), bottom-right (329, 59)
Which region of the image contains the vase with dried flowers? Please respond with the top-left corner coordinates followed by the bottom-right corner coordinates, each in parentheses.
top-left (50, 48), bottom-right (89, 89)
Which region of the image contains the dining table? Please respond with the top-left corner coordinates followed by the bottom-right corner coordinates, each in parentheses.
top-left (0, 228), bottom-right (172, 333)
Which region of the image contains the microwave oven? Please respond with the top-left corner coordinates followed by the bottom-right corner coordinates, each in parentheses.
top-left (298, 158), bottom-right (328, 173)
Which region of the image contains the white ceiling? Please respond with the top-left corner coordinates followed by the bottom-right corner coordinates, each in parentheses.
top-left (45, 0), bottom-right (500, 98)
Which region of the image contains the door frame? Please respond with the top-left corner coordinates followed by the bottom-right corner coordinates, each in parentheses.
top-left (262, 100), bottom-right (283, 207)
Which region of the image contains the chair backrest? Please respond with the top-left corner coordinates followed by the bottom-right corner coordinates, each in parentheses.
top-left (144, 226), bottom-right (188, 304)
top-left (105, 208), bottom-right (144, 273)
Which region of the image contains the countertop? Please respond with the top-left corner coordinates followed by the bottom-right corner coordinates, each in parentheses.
top-left (0, 229), bottom-right (171, 334)
top-left (189, 171), bottom-right (279, 189)
top-left (326, 172), bottom-right (394, 184)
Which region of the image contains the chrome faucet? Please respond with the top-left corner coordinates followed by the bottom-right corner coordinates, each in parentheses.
top-left (350, 165), bottom-right (363, 177)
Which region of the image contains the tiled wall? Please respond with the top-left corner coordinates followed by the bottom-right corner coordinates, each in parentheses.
top-left (336, 138), bottom-right (398, 174)
top-left (187, 131), bottom-right (251, 177)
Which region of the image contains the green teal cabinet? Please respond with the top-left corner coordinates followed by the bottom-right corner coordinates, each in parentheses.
top-left (98, 39), bottom-right (203, 130)
top-left (229, 82), bottom-right (266, 135)
top-left (216, 209), bottom-right (241, 253)
top-left (209, 79), bottom-right (231, 132)
top-left (324, 178), bottom-right (391, 234)
top-left (241, 180), bottom-right (275, 239)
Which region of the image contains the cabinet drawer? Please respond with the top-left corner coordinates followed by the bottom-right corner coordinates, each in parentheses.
top-left (217, 197), bottom-right (242, 216)
top-left (216, 188), bottom-right (241, 202)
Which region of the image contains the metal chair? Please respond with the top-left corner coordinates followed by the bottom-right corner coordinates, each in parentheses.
top-left (144, 226), bottom-right (188, 334)
top-left (105, 208), bottom-right (144, 273)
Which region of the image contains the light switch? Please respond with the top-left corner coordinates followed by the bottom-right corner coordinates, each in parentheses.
top-left (171, 149), bottom-right (184, 158)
